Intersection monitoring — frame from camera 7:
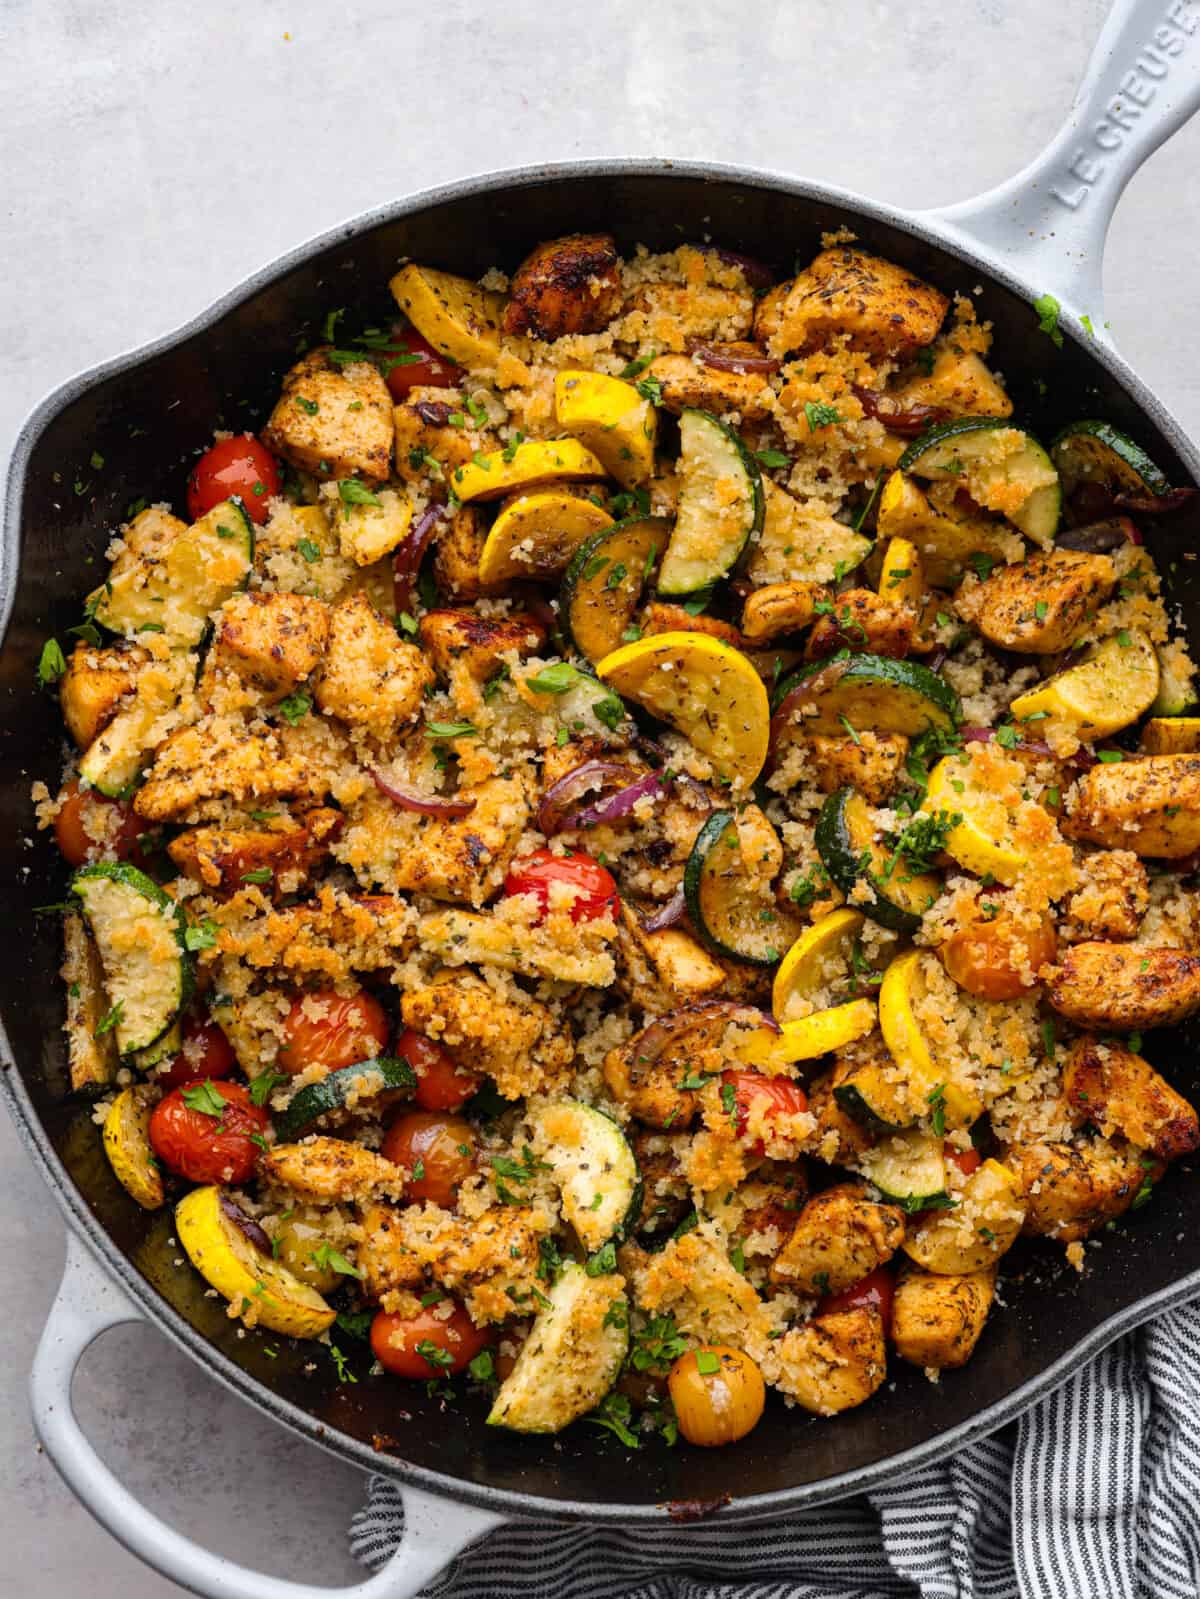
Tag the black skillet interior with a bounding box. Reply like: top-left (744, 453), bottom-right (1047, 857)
top-left (3, 168), bottom-right (1200, 1514)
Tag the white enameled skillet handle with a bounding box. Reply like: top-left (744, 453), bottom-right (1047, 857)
top-left (31, 1235), bottom-right (503, 1599)
top-left (922, 0), bottom-right (1200, 331)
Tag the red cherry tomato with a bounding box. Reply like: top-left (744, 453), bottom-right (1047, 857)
top-left (396, 1029), bottom-right (482, 1113)
top-left (503, 848), bottom-right (618, 924)
top-left (378, 325), bottom-right (462, 401)
top-left (148, 1081), bottom-right (268, 1186)
top-left (819, 1265), bottom-right (895, 1336)
top-left (722, 1069), bottom-right (809, 1156)
top-left (54, 780), bottom-right (152, 867)
top-left (948, 1147), bottom-right (983, 1177)
top-left (157, 1016), bottom-right (237, 1091)
top-left (186, 435), bottom-right (281, 526)
top-left (370, 1302), bottom-right (490, 1378)
top-left (380, 1111), bottom-right (477, 1207)
top-left (277, 989), bottom-right (389, 1076)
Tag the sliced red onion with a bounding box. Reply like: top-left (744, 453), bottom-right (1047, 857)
top-left (705, 248), bottom-right (776, 290)
top-left (1055, 516), bottom-right (1140, 552)
top-left (640, 887), bottom-right (687, 932)
top-left (393, 505), bottom-right (446, 615)
top-left (414, 400), bottom-right (454, 426)
top-left (690, 341), bottom-right (781, 376)
top-left (220, 1195), bottom-right (272, 1256)
top-left (569, 769), bottom-right (667, 830)
top-left (371, 768), bottom-right (475, 818)
top-left (852, 385), bottom-right (946, 437)
top-left (767, 664), bottom-right (843, 760)
top-left (536, 759), bottom-right (642, 835)
top-left (634, 999), bottom-right (775, 1069)
top-left (960, 726), bottom-right (1096, 769)
top-left (1113, 487), bottom-right (1198, 516)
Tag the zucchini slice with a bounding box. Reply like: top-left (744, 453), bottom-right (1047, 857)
top-left (833, 1058), bottom-right (917, 1132)
top-left (857, 1129), bottom-right (949, 1213)
top-left (900, 418), bottom-right (1061, 545)
top-left (487, 1261), bottom-right (628, 1434)
top-left (527, 1099), bottom-right (641, 1252)
top-left (176, 1184), bottom-right (336, 1339)
top-left (657, 410), bottom-right (764, 595)
top-left (1150, 648), bottom-right (1197, 717)
top-left (815, 786), bottom-right (940, 935)
top-left (272, 1057), bottom-right (417, 1142)
top-left (78, 652), bottom-right (190, 797)
top-left (561, 515), bottom-right (669, 664)
top-left (61, 913), bottom-right (119, 1093)
top-left (683, 810), bottom-right (785, 967)
top-left (90, 498), bottom-right (254, 647)
top-left (1050, 420), bottom-right (1170, 526)
top-left (131, 1018), bottom-right (182, 1074)
top-left (901, 1158), bottom-right (1025, 1273)
top-left (102, 1085), bottom-right (165, 1210)
top-left (773, 653), bottom-right (959, 741)
top-left (71, 863), bottom-right (190, 1054)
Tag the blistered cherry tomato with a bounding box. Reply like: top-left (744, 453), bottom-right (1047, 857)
top-left (668, 1346), bottom-right (765, 1447)
top-left (948, 1147), bottom-right (983, 1177)
top-left (503, 847), bottom-right (618, 924)
top-left (54, 780), bottom-right (151, 867)
top-left (722, 1069), bottom-right (808, 1155)
top-left (381, 1111), bottom-right (477, 1207)
top-left (277, 989), bottom-right (389, 1075)
top-left (370, 1301), bottom-right (490, 1378)
top-left (148, 1080), bottom-right (268, 1185)
top-left (940, 908), bottom-right (1057, 1002)
top-left (186, 435), bottom-right (281, 526)
top-left (819, 1264), bottom-right (895, 1336)
top-left (378, 325), bottom-right (462, 401)
top-left (157, 1016), bottom-right (237, 1091)
top-left (396, 1029), bottom-right (482, 1113)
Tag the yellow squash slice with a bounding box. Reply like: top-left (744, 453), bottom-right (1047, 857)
top-left (176, 1184), bottom-right (336, 1339)
top-left (595, 630), bottom-right (770, 788)
top-left (554, 370), bottom-right (657, 487)
top-left (479, 490), bottom-right (613, 583)
top-left (876, 535), bottom-right (923, 610)
top-left (452, 439), bottom-right (607, 504)
top-left (924, 750), bottom-right (1030, 886)
top-left (770, 908), bottom-right (878, 1059)
top-left (388, 263), bottom-right (503, 367)
top-left (102, 1086), bottom-right (164, 1210)
top-left (1141, 716), bottom-right (1200, 755)
top-left (877, 950), bottom-right (983, 1130)
top-left (1009, 627), bottom-right (1159, 741)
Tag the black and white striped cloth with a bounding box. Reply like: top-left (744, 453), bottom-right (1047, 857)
top-left (351, 1299), bottom-right (1200, 1598)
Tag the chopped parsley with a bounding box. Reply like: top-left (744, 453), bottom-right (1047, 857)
top-left (37, 638), bottom-right (66, 686)
top-left (276, 690), bottom-right (312, 725)
top-left (1033, 292), bottom-right (1064, 348)
top-left (296, 538), bottom-right (322, 562)
top-left (240, 867), bottom-right (274, 885)
top-left (695, 1349), bottom-right (720, 1376)
top-left (754, 448), bottom-right (791, 470)
top-left (181, 1079), bottom-right (227, 1117)
top-left (249, 1070), bottom-right (288, 1107)
top-left (586, 1391), bottom-right (639, 1448)
top-left (635, 375), bottom-right (664, 407)
top-left (338, 477), bottom-right (381, 508)
top-left (425, 720), bottom-right (477, 739)
top-left (94, 1001), bottom-right (125, 1039)
top-left (926, 1082), bottom-right (947, 1138)
top-left (184, 920), bottom-right (218, 953)
top-left (308, 1244), bottom-right (363, 1279)
top-left (803, 401), bottom-right (842, 432)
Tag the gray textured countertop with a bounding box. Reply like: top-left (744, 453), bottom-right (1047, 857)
top-left (3, 0), bottom-right (1199, 1592)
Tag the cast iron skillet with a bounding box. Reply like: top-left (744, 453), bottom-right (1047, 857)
top-left (5, 3), bottom-right (1200, 1593)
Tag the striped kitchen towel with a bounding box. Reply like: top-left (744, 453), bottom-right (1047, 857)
top-left (350, 1297), bottom-right (1200, 1598)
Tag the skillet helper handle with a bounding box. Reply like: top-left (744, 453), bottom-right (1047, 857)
top-left (922, 0), bottom-right (1200, 329)
top-left (31, 1235), bottom-right (503, 1599)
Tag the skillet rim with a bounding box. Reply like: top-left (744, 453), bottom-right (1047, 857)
top-left (4, 155), bottom-right (1200, 1523)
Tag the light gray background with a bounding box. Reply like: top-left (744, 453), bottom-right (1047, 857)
top-left (3, 0), bottom-right (1199, 1592)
